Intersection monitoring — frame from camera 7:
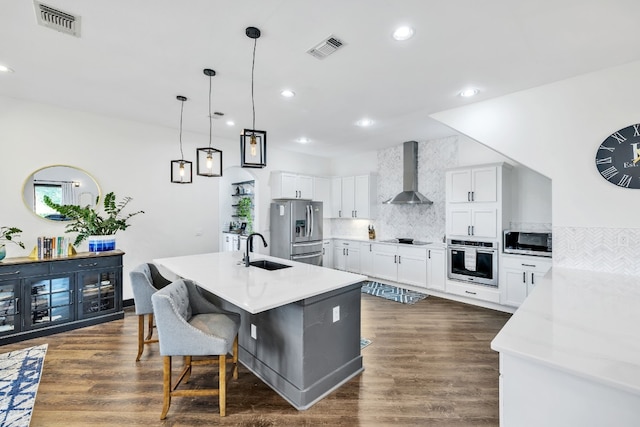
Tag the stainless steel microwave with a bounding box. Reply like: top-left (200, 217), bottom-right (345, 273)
top-left (503, 231), bottom-right (552, 257)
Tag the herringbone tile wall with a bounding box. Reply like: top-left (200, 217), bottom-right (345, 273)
top-left (553, 226), bottom-right (640, 276)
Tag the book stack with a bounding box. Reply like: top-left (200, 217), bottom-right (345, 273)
top-left (36, 236), bottom-right (72, 259)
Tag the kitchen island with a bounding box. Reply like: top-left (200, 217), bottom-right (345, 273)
top-left (491, 267), bottom-right (640, 426)
top-left (154, 251), bottom-right (367, 410)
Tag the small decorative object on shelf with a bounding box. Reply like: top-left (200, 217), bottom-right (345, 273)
top-left (28, 236), bottom-right (77, 259)
top-left (43, 191), bottom-right (144, 251)
top-left (0, 226), bottom-right (25, 261)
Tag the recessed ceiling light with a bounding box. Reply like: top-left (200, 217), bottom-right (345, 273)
top-left (356, 118), bottom-right (374, 127)
top-left (280, 89), bottom-right (295, 98)
top-left (392, 26), bottom-right (414, 41)
top-left (459, 88), bottom-right (479, 97)
top-left (226, 120), bottom-right (235, 126)
top-left (296, 137), bottom-right (310, 144)
top-left (0, 64), bottom-right (14, 73)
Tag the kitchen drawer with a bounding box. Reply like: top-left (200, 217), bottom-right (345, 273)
top-left (397, 245), bottom-right (427, 259)
top-left (371, 243), bottom-right (397, 254)
top-left (501, 254), bottom-right (552, 271)
top-left (0, 263), bottom-right (50, 280)
top-left (446, 280), bottom-right (500, 303)
top-left (50, 256), bottom-right (122, 273)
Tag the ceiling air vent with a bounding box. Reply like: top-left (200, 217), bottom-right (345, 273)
top-left (33, 1), bottom-right (81, 37)
top-left (307, 35), bottom-right (345, 59)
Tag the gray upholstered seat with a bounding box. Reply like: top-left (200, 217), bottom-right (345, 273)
top-left (129, 263), bottom-right (171, 361)
top-left (151, 279), bottom-right (240, 418)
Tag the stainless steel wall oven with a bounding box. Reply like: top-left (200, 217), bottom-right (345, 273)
top-left (447, 239), bottom-right (498, 287)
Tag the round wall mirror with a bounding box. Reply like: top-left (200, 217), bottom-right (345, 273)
top-left (23, 165), bottom-right (101, 221)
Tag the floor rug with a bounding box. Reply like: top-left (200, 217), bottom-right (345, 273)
top-left (361, 281), bottom-right (428, 304)
top-left (360, 338), bottom-right (372, 350)
top-left (0, 344), bottom-right (48, 427)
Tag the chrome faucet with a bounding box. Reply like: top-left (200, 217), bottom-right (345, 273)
top-left (245, 233), bottom-right (268, 267)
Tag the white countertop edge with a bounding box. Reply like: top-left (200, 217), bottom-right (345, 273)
top-left (328, 236), bottom-right (446, 248)
top-left (154, 252), bottom-right (367, 315)
top-left (491, 266), bottom-right (640, 396)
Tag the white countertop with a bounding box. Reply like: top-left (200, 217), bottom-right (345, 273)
top-left (329, 236), bottom-right (446, 249)
top-left (491, 266), bottom-right (640, 395)
top-left (154, 251), bottom-right (367, 314)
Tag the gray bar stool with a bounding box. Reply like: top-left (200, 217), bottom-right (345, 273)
top-left (151, 279), bottom-right (240, 418)
top-left (129, 263), bottom-right (171, 361)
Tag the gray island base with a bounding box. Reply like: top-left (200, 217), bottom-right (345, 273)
top-left (216, 283), bottom-right (363, 409)
top-left (154, 252), bottom-right (366, 410)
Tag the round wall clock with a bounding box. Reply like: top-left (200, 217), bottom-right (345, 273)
top-left (595, 123), bottom-right (640, 188)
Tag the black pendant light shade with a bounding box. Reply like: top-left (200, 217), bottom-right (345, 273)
top-left (171, 95), bottom-right (193, 184)
top-left (197, 68), bottom-right (223, 177)
top-left (241, 26), bottom-right (267, 168)
top-left (240, 129), bottom-right (266, 168)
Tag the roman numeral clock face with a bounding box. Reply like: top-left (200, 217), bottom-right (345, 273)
top-left (595, 124), bottom-right (640, 189)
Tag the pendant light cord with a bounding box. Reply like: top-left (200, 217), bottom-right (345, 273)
top-left (251, 37), bottom-right (257, 130)
top-left (208, 74), bottom-right (213, 148)
top-left (179, 99), bottom-right (185, 160)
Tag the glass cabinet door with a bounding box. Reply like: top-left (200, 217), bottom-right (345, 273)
top-left (78, 269), bottom-right (117, 318)
top-left (26, 276), bottom-right (74, 329)
top-left (0, 280), bottom-right (20, 335)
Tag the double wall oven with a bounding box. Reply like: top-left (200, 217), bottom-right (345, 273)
top-left (447, 239), bottom-right (498, 287)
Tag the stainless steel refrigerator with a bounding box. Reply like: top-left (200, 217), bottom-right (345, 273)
top-left (270, 200), bottom-right (323, 266)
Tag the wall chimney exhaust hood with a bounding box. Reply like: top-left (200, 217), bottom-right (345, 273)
top-left (384, 141), bottom-right (433, 205)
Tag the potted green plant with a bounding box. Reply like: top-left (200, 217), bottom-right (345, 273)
top-left (43, 192), bottom-right (144, 251)
top-left (236, 197), bottom-right (253, 233)
top-left (0, 226), bottom-right (25, 261)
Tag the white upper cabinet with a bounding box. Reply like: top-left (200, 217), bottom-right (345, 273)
top-left (313, 177), bottom-right (332, 218)
top-left (445, 164), bottom-right (511, 240)
top-left (333, 174), bottom-right (376, 219)
top-left (447, 166), bottom-right (497, 203)
top-left (271, 172), bottom-right (313, 200)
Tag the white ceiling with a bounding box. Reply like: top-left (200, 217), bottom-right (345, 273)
top-left (2, 0), bottom-right (640, 158)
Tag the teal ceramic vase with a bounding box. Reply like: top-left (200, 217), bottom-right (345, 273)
top-left (0, 245), bottom-right (6, 261)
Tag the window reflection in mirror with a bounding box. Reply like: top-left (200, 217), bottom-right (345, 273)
top-left (23, 165), bottom-right (101, 221)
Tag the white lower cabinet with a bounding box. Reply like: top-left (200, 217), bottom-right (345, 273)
top-left (322, 240), bottom-right (333, 269)
top-left (426, 247), bottom-right (446, 291)
top-left (333, 240), bottom-right (360, 273)
top-left (500, 254), bottom-right (552, 307)
top-left (360, 242), bottom-right (374, 276)
top-left (371, 243), bottom-right (427, 287)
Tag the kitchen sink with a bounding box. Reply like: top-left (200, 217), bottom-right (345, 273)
top-left (249, 260), bottom-right (292, 271)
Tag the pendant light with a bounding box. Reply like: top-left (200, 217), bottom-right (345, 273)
top-left (170, 95), bottom-right (193, 184)
top-left (240, 26), bottom-right (267, 168)
top-left (196, 68), bottom-right (223, 177)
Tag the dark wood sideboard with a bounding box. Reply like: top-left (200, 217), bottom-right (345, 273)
top-left (0, 250), bottom-right (124, 344)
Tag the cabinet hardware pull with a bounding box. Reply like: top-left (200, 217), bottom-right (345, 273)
top-left (339, 210), bottom-right (342, 217)
top-left (468, 191), bottom-right (471, 202)
top-left (467, 226), bottom-right (471, 235)
top-left (78, 262), bottom-right (98, 268)
top-left (471, 191), bottom-right (475, 201)
top-left (531, 273), bottom-right (535, 285)
top-left (394, 255), bottom-right (397, 263)
top-left (523, 272), bottom-right (526, 283)
top-left (428, 250), bottom-right (431, 259)
top-left (0, 270), bottom-right (20, 276)
top-left (15, 297), bottom-right (19, 315)
top-left (471, 226), bottom-right (474, 236)
top-left (343, 248), bottom-right (345, 256)
top-left (521, 263), bottom-right (536, 267)
top-left (346, 249), bottom-right (349, 256)
top-left (322, 248), bottom-right (325, 255)
top-left (465, 290), bottom-right (477, 295)
top-left (398, 256), bottom-right (401, 264)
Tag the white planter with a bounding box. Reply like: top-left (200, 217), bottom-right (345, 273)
top-left (88, 235), bottom-right (116, 252)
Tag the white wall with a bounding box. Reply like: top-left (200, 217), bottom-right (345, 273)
top-left (0, 96), bottom-right (332, 298)
top-left (432, 60), bottom-right (640, 275)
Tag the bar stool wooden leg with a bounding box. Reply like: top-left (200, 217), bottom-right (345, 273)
top-left (232, 336), bottom-right (239, 380)
top-left (136, 315), bottom-right (145, 362)
top-left (219, 353), bottom-right (227, 416)
top-left (146, 313), bottom-right (154, 340)
top-left (160, 356), bottom-right (172, 420)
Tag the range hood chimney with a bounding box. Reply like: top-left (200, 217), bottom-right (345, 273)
top-left (384, 141), bottom-right (433, 205)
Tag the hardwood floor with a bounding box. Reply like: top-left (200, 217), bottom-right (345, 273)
top-left (1, 294), bottom-right (511, 426)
